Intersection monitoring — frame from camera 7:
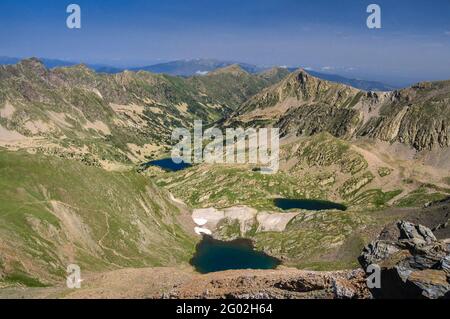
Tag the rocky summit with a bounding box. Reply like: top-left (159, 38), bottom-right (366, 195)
top-left (360, 221), bottom-right (450, 299)
top-left (230, 69), bottom-right (450, 152)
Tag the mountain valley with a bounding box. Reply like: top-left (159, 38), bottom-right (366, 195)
top-left (0, 59), bottom-right (449, 298)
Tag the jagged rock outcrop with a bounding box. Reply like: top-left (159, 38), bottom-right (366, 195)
top-left (0, 267), bottom-right (370, 299)
top-left (359, 220), bottom-right (450, 299)
top-left (163, 268), bottom-right (370, 299)
top-left (357, 81), bottom-right (450, 151)
top-left (230, 69), bottom-right (450, 152)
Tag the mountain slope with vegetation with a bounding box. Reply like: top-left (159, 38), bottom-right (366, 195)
top-left (154, 132), bottom-right (450, 269)
top-left (229, 69), bottom-right (450, 154)
top-left (0, 59), bottom-right (285, 168)
top-left (185, 65), bottom-right (290, 111)
top-left (0, 150), bottom-right (195, 286)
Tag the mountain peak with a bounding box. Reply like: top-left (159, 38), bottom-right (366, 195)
top-left (259, 66), bottom-right (289, 76)
top-left (278, 67), bottom-right (322, 87)
top-left (257, 67), bottom-right (291, 84)
top-left (291, 67), bottom-right (310, 77)
top-left (209, 64), bottom-right (249, 76)
top-left (10, 58), bottom-right (48, 77)
top-left (18, 57), bottom-right (46, 71)
top-left (287, 67), bottom-right (355, 90)
top-left (60, 63), bottom-right (93, 72)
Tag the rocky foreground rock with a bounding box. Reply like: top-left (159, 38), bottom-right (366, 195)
top-left (0, 267), bottom-right (371, 299)
top-left (359, 220), bottom-right (450, 299)
top-left (163, 268), bottom-right (370, 299)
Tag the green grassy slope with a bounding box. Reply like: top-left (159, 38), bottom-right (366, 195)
top-left (157, 133), bottom-right (407, 210)
top-left (0, 150), bottom-right (195, 287)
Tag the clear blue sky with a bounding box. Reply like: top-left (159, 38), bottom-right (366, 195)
top-left (0, 0), bottom-right (449, 85)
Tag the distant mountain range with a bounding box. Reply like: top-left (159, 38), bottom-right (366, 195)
top-left (130, 59), bottom-right (397, 91)
top-left (0, 56), bottom-right (123, 74)
top-left (130, 59), bottom-right (262, 76)
top-left (0, 57), bottom-right (397, 91)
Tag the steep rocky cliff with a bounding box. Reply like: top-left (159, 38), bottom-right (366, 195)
top-left (360, 220), bottom-right (450, 299)
top-left (230, 69), bottom-right (450, 152)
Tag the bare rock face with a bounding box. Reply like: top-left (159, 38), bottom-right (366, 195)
top-left (398, 220), bottom-right (437, 244)
top-left (233, 69), bottom-right (450, 152)
top-left (164, 268), bottom-right (371, 299)
top-left (441, 255), bottom-right (450, 274)
top-left (359, 221), bottom-right (450, 299)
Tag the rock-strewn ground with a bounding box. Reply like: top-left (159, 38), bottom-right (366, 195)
top-left (360, 220), bottom-right (450, 299)
top-left (0, 267), bottom-right (370, 299)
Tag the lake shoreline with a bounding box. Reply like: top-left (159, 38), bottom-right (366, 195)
top-left (190, 235), bottom-right (281, 274)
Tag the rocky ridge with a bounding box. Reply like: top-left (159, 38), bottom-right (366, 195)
top-left (230, 69), bottom-right (450, 152)
top-left (359, 220), bottom-right (450, 299)
top-left (0, 58), bottom-right (284, 168)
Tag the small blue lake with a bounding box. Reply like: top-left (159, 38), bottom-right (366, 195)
top-left (274, 198), bottom-right (347, 211)
top-left (190, 236), bottom-right (280, 274)
top-left (143, 158), bottom-right (191, 172)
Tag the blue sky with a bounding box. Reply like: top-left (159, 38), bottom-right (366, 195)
top-left (0, 0), bottom-right (449, 85)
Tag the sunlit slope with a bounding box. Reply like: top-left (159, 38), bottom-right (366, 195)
top-left (0, 59), bottom-right (289, 167)
top-left (229, 69), bottom-right (450, 153)
top-left (0, 150), bottom-right (195, 287)
top-left (158, 133), bottom-right (450, 211)
top-left (152, 133), bottom-right (450, 270)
